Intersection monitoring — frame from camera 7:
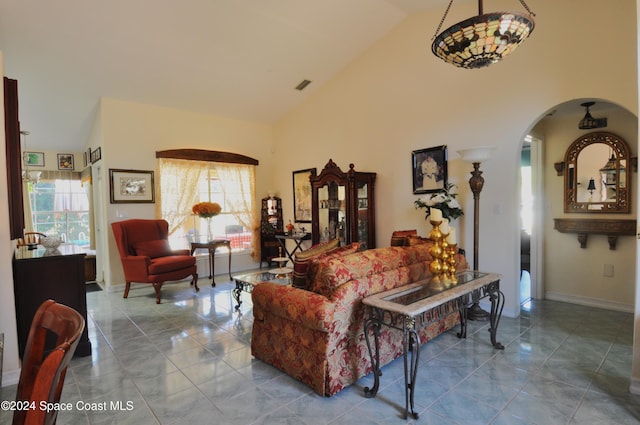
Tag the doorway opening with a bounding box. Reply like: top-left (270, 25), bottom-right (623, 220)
top-left (520, 133), bottom-right (543, 309)
top-left (520, 139), bottom-right (532, 308)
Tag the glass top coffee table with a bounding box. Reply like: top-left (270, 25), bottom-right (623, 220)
top-left (232, 270), bottom-right (292, 310)
top-left (362, 271), bottom-right (504, 419)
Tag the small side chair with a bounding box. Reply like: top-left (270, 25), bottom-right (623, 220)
top-left (13, 300), bottom-right (85, 425)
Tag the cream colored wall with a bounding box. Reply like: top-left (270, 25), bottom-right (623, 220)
top-left (540, 109), bottom-right (638, 311)
top-left (95, 98), bottom-right (274, 289)
top-left (22, 149), bottom-right (85, 173)
top-left (272, 0), bottom-right (639, 318)
top-left (0, 51), bottom-right (22, 386)
top-left (633, 0), bottom-right (640, 397)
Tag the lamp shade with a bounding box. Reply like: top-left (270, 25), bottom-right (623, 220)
top-left (432, 11), bottom-right (535, 69)
top-left (457, 146), bottom-right (497, 163)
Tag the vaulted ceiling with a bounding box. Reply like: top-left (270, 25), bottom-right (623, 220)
top-left (0, 0), bottom-right (461, 151)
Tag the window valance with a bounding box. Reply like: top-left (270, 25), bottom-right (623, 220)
top-left (155, 149), bottom-right (258, 165)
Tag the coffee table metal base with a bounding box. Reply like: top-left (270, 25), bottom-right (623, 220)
top-left (363, 273), bottom-right (504, 419)
top-left (232, 271), bottom-right (291, 310)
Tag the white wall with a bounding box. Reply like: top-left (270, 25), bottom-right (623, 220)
top-left (271, 0), bottom-right (639, 318)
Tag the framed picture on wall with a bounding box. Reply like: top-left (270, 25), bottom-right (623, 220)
top-left (91, 147), bottom-right (102, 164)
top-left (109, 169), bottom-right (155, 204)
top-left (412, 145), bottom-right (448, 194)
top-left (292, 168), bottom-right (315, 222)
top-left (57, 154), bottom-right (74, 170)
top-left (25, 152), bottom-right (45, 167)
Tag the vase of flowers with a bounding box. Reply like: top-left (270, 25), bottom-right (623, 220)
top-left (414, 183), bottom-right (463, 221)
top-left (192, 202), bottom-right (222, 241)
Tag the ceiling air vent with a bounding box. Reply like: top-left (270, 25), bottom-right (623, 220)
top-left (295, 80), bottom-right (311, 91)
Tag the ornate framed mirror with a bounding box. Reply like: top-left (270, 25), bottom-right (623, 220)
top-left (564, 132), bottom-right (631, 213)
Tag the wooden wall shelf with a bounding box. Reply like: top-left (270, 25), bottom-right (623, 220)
top-left (553, 218), bottom-right (637, 250)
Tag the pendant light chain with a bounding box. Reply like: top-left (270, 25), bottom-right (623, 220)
top-left (432, 0), bottom-right (455, 41)
top-left (518, 0), bottom-right (536, 16)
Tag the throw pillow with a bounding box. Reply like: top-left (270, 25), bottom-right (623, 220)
top-left (304, 242), bottom-right (362, 291)
top-left (292, 239), bottom-right (340, 288)
top-left (406, 235), bottom-right (432, 246)
top-left (134, 239), bottom-right (174, 258)
top-left (390, 229), bottom-right (417, 246)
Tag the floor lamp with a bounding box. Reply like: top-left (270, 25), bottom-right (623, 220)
top-left (458, 146), bottom-right (496, 321)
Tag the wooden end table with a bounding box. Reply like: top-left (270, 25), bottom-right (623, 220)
top-left (190, 239), bottom-right (232, 286)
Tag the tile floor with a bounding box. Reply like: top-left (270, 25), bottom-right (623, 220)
top-left (1, 276), bottom-right (639, 425)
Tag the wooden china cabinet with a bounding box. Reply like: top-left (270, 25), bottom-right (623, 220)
top-left (260, 196), bottom-right (283, 267)
top-left (311, 159), bottom-right (376, 249)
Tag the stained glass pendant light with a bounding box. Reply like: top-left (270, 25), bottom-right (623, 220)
top-left (431, 0), bottom-right (536, 69)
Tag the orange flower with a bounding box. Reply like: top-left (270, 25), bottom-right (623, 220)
top-left (192, 202), bottom-right (222, 218)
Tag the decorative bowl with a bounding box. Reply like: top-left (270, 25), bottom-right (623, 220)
top-left (41, 236), bottom-right (62, 250)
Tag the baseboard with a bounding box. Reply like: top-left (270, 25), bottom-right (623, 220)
top-left (545, 291), bottom-right (634, 313)
top-left (1, 368), bottom-right (20, 387)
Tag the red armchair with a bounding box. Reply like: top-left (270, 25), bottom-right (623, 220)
top-left (111, 219), bottom-right (198, 304)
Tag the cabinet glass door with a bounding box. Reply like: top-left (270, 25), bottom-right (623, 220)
top-left (318, 182), bottom-right (347, 244)
top-left (266, 198), bottom-right (280, 230)
top-left (356, 182), bottom-right (370, 249)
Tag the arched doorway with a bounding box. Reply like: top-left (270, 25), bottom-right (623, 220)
top-left (519, 99), bottom-right (637, 312)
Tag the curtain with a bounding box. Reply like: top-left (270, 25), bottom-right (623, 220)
top-left (22, 181), bottom-right (34, 233)
top-left (81, 169), bottom-right (95, 250)
top-left (216, 162), bottom-right (260, 261)
top-left (157, 158), bottom-right (209, 236)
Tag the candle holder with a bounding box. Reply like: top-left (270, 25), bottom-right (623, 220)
top-left (428, 220), bottom-right (453, 289)
top-left (428, 220), bottom-right (443, 289)
top-left (447, 244), bottom-right (458, 285)
top-left (427, 219), bottom-right (460, 289)
top-left (440, 229), bottom-right (452, 288)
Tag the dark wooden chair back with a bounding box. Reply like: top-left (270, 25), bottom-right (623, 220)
top-left (16, 232), bottom-right (47, 247)
top-left (13, 300), bottom-right (85, 425)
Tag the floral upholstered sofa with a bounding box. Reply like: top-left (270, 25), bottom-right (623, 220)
top-left (251, 241), bottom-right (469, 396)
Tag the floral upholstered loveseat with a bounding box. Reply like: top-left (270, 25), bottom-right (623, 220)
top-left (251, 242), bottom-right (469, 396)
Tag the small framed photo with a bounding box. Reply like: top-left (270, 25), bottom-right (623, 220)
top-left (91, 147), bottom-right (102, 164)
top-left (412, 145), bottom-right (448, 194)
top-left (57, 154), bottom-right (74, 170)
top-left (24, 152), bottom-right (45, 167)
top-left (292, 168), bottom-right (315, 222)
top-left (109, 169), bottom-right (155, 204)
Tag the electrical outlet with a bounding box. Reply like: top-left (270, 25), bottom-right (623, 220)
top-left (604, 264), bottom-right (614, 277)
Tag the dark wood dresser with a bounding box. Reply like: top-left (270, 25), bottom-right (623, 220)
top-left (12, 244), bottom-right (92, 358)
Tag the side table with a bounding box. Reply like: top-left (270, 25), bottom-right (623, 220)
top-left (190, 239), bottom-right (232, 286)
top-left (275, 233), bottom-right (311, 262)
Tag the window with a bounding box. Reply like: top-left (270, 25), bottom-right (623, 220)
top-left (157, 156), bottom-right (259, 257)
top-left (28, 172), bottom-right (91, 247)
